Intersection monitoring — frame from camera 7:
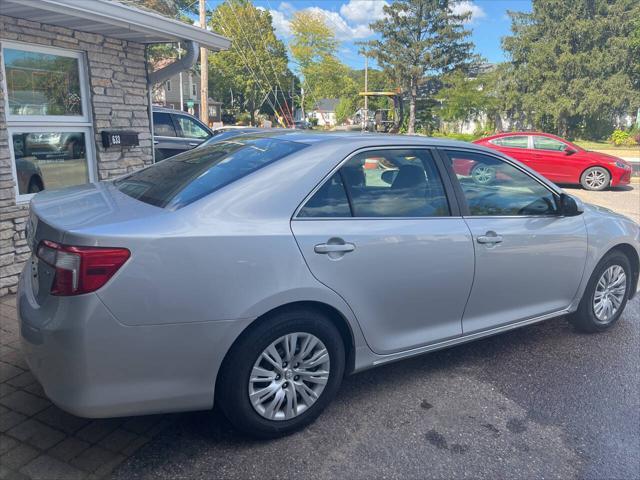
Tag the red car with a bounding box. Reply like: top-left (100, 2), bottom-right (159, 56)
top-left (473, 132), bottom-right (633, 190)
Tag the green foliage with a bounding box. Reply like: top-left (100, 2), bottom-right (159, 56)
top-left (501, 0), bottom-right (640, 139)
top-left (335, 97), bottom-right (357, 124)
top-left (290, 11), bottom-right (339, 71)
top-left (209, 0), bottom-right (293, 125)
top-left (431, 132), bottom-right (479, 142)
top-left (367, 0), bottom-right (479, 133)
top-left (132, 0), bottom-right (198, 63)
top-left (608, 129), bottom-right (637, 146)
top-left (436, 70), bottom-right (497, 132)
top-left (289, 11), bottom-right (357, 111)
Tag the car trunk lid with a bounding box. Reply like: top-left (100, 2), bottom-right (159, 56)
top-left (26, 181), bottom-right (167, 304)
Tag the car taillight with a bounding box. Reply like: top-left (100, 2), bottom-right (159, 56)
top-left (36, 240), bottom-right (130, 296)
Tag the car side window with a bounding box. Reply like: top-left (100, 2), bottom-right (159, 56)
top-left (298, 173), bottom-right (351, 218)
top-left (175, 115), bottom-right (210, 139)
top-left (490, 136), bottom-right (529, 148)
top-left (299, 149), bottom-right (450, 218)
top-left (533, 136), bottom-right (567, 152)
top-left (153, 112), bottom-right (177, 137)
top-left (444, 150), bottom-right (559, 216)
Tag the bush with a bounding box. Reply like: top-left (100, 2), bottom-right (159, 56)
top-left (432, 132), bottom-right (478, 142)
top-left (608, 129), bottom-right (636, 146)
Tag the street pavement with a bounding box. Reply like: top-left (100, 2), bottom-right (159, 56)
top-left (0, 184), bottom-right (637, 480)
top-left (113, 184), bottom-right (640, 480)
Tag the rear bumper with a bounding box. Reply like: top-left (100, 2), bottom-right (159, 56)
top-left (17, 267), bottom-right (251, 418)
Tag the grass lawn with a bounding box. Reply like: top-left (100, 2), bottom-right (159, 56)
top-left (573, 140), bottom-right (639, 156)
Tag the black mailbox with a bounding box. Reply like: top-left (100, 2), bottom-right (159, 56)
top-left (101, 131), bottom-right (139, 148)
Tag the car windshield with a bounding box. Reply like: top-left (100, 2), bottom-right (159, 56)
top-left (114, 136), bottom-right (307, 209)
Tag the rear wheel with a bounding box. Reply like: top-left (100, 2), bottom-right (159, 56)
top-left (217, 308), bottom-right (345, 438)
top-left (568, 251), bottom-right (631, 332)
top-left (580, 167), bottom-right (610, 191)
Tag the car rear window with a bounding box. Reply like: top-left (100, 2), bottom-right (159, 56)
top-left (114, 136), bottom-right (307, 209)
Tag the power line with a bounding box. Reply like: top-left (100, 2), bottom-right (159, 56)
top-left (215, 0), bottom-right (292, 126)
top-left (244, 3), bottom-right (295, 125)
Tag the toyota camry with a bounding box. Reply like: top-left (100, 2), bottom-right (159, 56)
top-left (18, 133), bottom-right (640, 438)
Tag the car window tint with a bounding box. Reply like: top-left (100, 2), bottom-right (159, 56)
top-left (175, 115), bottom-right (210, 139)
top-left (533, 136), bottom-right (566, 151)
top-left (115, 137), bottom-right (307, 209)
top-left (491, 136), bottom-right (528, 148)
top-left (298, 173), bottom-right (351, 217)
top-left (444, 150), bottom-right (558, 216)
top-left (341, 149), bottom-right (450, 217)
top-left (153, 112), bottom-right (176, 137)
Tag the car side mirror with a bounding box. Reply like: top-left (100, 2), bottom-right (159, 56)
top-left (564, 147), bottom-right (577, 155)
top-left (559, 193), bottom-right (583, 216)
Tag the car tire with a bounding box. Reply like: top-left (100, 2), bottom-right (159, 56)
top-left (568, 250), bottom-right (631, 333)
top-left (217, 308), bottom-right (345, 438)
top-left (580, 167), bottom-right (610, 191)
top-left (27, 177), bottom-right (43, 194)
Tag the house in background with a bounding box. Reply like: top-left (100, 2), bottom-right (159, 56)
top-left (152, 59), bottom-right (201, 117)
top-left (309, 98), bottom-right (339, 127)
top-left (0, 0), bottom-right (229, 295)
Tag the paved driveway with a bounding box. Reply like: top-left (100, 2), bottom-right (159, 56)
top-left (1, 184), bottom-right (638, 479)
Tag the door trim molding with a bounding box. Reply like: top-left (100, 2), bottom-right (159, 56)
top-left (369, 307), bottom-right (571, 368)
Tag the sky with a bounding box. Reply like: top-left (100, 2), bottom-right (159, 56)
top-left (205, 0), bottom-right (533, 71)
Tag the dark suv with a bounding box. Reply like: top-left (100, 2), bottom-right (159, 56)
top-left (152, 107), bottom-right (213, 161)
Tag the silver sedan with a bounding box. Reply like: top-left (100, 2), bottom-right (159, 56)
top-left (18, 133), bottom-right (640, 438)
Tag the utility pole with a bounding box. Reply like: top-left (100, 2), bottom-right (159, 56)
top-left (199, 0), bottom-right (208, 125)
top-left (363, 53), bottom-right (368, 131)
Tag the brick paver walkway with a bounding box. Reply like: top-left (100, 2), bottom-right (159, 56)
top-left (0, 295), bottom-right (174, 479)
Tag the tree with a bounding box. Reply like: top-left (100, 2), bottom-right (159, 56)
top-left (436, 70), bottom-right (497, 133)
top-left (502, 0), bottom-right (640, 139)
top-left (290, 11), bottom-right (357, 111)
top-left (335, 97), bottom-right (357, 124)
top-left (132, 0), bottom-right (197, 17)
top-left (209, 0), bottom-right (293, 125)
top-left (368, 0), bottom-right (478, 134)
top-left (290, 11), bottom-right (339, 71)
top-left (134, 0), bottom-right (200, 64)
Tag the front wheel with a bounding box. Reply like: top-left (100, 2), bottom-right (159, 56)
top-left (580, 167), bottom-right (610, 191)
top-left (568, 251), bottom-right (631, 333)
top-left (217, 308), bottom-right (345, 438)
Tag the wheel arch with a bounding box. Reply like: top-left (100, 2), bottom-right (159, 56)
top-left (607, 243), bottom-right (640, 299)
top-left (219, 300), bottom-right (357, 382)
top-left (29, 174), bottom-right (44, 191)
top-left (580, 164), bottom-right (612, 187)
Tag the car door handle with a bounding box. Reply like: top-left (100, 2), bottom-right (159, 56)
top-left (314, 243), bottom-right (355, 254)
top-left (188, 142), bottom-right (199, 146)
top-left (153, 140), bottom-right (159, 145)
top-left (477, 232), bottom-right (503, 244)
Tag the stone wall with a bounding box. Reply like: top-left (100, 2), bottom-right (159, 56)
top-left (0, 15), bottom-right (154, 296)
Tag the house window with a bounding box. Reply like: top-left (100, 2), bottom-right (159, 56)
top-left (1, 42), bottom-right (94, 202)
top-left (166, 80), bottom-right (172, 92)
top-left (192, 83), bottom-right (197, 96)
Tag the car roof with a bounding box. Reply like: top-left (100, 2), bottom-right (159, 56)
top-left (479, 131), bottom-right (565, 140)
top-left (227, 131), bottom-right (478, 149)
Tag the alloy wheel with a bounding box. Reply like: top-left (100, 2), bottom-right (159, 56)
top-left (584, 169), bottom-right (608, 190)
top-left (593, 265), bottom-right (626, 323)
top-left (248, 332), bottom-right (330, 421)
top-left (472, 164), bottom-right (496, 185)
